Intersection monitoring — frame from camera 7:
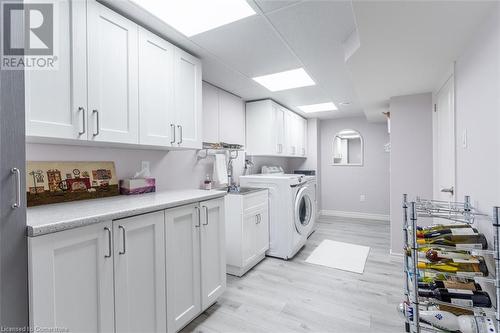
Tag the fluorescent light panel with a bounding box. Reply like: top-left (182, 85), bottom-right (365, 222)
top-left (131, 0), bottom-right (256, 37)
top-left (298, 102), bottom-right (338, 113)
top-left (252, 68), bottom-right (315, 92)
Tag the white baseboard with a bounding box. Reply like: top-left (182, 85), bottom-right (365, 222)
top-left (320, 209), bottom-right (390, 221)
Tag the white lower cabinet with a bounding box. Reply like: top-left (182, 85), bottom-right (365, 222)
top-left (113, 211), bottom-right (167, 333)
top-left (29, 198), bottom-right (226, 333)
top-left (29, 222), bottom-right (115, 332)
top-left (225, 190), bottom-right (269, 276)
top-left (166, 198), bottom-right (226, 332)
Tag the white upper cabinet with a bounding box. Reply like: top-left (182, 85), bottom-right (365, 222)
top-left (202, 82), bottom-right (220, 144)
top-left (87, 1), bottom-right (139, 144)
top-left (174, 48), bottom-right (202, 149)
top-left (202, 83), bottom-right (245, 145)
top-left (113, 212), bottom-right (167, 333)
top-left (138, 28), bottom-right (175, 146)
top-left (25, 0), bottom-right (87, 140)
top-left (26, 0), bottom-right (202, 150)
top-left (218, 89), bottom-right (245, 145)
top-left (202, 82), bottom-right (245, 145)
top-left (246, 100), bottom-right (306, 157)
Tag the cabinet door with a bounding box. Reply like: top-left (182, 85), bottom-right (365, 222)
top-left (284, 110), bottom-right (297, 156)
top-left (174, 47), bottom-right (202, 149)
top-left (254, 206), bottom-right (270, 255)
top-left (241, 210), bottom-right (257, 266)
top-left (113, 212), bottom-right (166, 333)
top-left (165, 204), bottom-right (201, 332)
top-left (25, 0), bottom-right (87, 140)
top-left (87, 1), bottom-right (139, 144)
top-left (200, 198), bottom-right (226, 309)
top-left (219, 90), bottom-right (245, 145)
top-left (202, 82), bottom-right (220, 144)
top-left (138, 28), bottom-right (175, 146)
top-left (273, 104), bottom-right (285, 155)
top-left (300, 118), bottom-right (307, 156)
top-left (29, 222), bottom-right (114, 332)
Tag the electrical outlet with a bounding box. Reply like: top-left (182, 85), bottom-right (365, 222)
top-left (360, 195), bottom-right (366, 202)
top-left (141, 161), bottom-right (150, 173)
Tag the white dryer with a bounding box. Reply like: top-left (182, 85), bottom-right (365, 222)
top-left (240, 171), bottom-right (316, 260)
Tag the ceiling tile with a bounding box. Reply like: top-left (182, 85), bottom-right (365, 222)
top-left (253, 0), bottom-right (301, 13)
top-left (191, 15), bottom-right (300, 78)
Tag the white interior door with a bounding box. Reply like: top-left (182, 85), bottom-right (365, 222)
top-left (435, 76), bottom-right (456, 201)
top-left (113, 212), bottom-right (166, 333)
top-left (87, 1), bottom-right (139, 144)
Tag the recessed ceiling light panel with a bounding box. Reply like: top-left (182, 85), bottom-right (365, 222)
top-left (131, 0), bottom-right (256, 37)
top-left (297, 102), bottom-right (338, 113)
top-left (252, 68), bottom-right (316, 92)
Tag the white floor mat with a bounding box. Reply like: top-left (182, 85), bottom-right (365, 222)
top-left (305, 240), bottom-right (370, 274)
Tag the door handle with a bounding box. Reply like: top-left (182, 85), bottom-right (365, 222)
top-left (170, 124), bottom-right (176, 144)
top-left (202, 206), bottom-right (209, 225)
top-left (78, 107), bottom-right (86, 136)
top-left (92, 109), bottom-right (100, 136)
top-left (118, 225), bottom-right (126, 255)
top-left (256, 214), bottom-right (261, 224)
top-left (11, 168), bottom-right (21, 209)
top-left (104, 227), bottom-right (112, 258)
top-left (441, 186), bottom-right (454, 195)
top-left (177, 125), bottom-right (183, 145)
top-left (194, 206), bottom-right (201, 228)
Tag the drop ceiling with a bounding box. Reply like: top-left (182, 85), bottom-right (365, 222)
top-left (102, 0), bottom-right (496, 122)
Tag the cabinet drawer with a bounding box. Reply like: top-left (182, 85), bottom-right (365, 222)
top-left (243, 190), bottom-right (268, 211)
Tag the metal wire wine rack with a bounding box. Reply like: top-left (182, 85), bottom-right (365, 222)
top-left (402, 194), bottom-right (500, 333)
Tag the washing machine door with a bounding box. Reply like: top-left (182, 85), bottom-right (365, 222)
top-left (294, 185), bottom-right (314, 235)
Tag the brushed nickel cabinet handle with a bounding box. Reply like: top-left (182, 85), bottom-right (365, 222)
top-left (104, 227), bottom-right (112, 258)
top-left (92, 109), bottom-right (100, 136)
top-left (118, 225), bottom-right (126, 255)
top-left (202, 206), bottom-right (209, 225)
top-left (195, 206), bottom-right (201, 228)
top-left (256, 214), bottom-right (261, 224)
top-left (170, 124), bottom-right (176, 144)
top-left (11, 168), bottom-right (21, 209)
top-left (78, 107), bottom-right (86, 136)
top-left (177, 125), bottom-right (183, 145)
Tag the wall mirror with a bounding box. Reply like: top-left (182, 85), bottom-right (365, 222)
top-left (332, 129), bottom-right (363, 166)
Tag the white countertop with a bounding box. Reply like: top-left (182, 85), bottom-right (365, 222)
top-left (27, 190), bottom-right (227, 237)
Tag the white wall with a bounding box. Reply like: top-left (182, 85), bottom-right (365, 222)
top-left (453, 8), bottom-right (500, 239)
top-left (389, 93), bottom-right (433, 254)
top-left (319, 116), bottom-right (390, 217)
top-left (26, 143), bottom-right (245, 190)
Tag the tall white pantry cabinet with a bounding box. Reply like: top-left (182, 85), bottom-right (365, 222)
top-left (29, 198), bottom-right (226, 333)
top-left (25, 0), bottom-right (202, 149)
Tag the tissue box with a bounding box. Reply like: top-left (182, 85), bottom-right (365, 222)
top-left (120, 178), bottom-right (156, 195)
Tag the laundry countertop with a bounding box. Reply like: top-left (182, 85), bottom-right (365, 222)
top-left (26, 189), bottom-right (227, 237)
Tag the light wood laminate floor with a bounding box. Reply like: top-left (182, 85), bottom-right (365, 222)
top-left (182, 216), bottom-right (404, 333)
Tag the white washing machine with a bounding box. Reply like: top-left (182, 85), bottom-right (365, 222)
top-left (240, 169), bottom-right (316, 260)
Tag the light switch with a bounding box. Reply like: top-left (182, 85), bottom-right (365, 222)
top-left (360, 194), bottom-right (366, 202)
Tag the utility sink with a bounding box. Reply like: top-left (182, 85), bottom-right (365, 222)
top-left (227, 187), bottom-right (266, 195)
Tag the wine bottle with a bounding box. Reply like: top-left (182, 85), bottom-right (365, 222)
top-left (420, 227), bottom-right (479, 239)
top-left (418, 288), bottom-right (492, 308)
top-left (417, 260), bottom-right (488, 277)
top-left (417, 233), bottom-right (488, 250)
top-left (418, 310), bottom-right (478, 333)
top-left (418, 280), bottom-right (481, 291)
top-left (425, 249), bottom-right (480, 262)
top-left (417, 224), bottom-right (472, 235)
